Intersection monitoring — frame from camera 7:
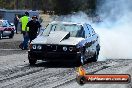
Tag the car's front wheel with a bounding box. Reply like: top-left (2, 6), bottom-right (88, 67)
top-left (76, 53), bottom-right (86, 66)
top-left (9, 31), bottom-right (14, 38)
top-left (28, 54), bottom-right (37, 65)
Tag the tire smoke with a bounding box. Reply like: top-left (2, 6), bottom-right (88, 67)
top-left (95, 0), bottom-right (132, 60)
top-left (53, 0), bottom-right (132, 60)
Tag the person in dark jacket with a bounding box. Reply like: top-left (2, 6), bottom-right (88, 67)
top-left (26, 15), bottom-right (41, 42)
top-left (14, 14), bottom-right (19, 34)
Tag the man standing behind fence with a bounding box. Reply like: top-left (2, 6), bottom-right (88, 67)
top-left (27, 15), bottom-right (41, 43)
top-left (19, 12), bottom-right (30, 50)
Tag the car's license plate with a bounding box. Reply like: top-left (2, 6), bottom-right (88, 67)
top-left (4, 31), bottom-right (11, 33)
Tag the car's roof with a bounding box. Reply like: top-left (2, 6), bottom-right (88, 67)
top-left (50, 21), bottom-right (88, 26)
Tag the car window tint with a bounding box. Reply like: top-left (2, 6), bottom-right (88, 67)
top-left (86, 24), bottom-right (95, 36)
top-left (43, 23), bottom-right (84, 38)
top-left (63, 24), bottom-right (80, 31)
top-left (2, 21), bottom-right (7, 26)
top-left (85, 24), bottom-right (91, 37)
top-left (51, 25), bottom-right (56, 31)
top-left (6, 21), bottom-right (11, 26)
top-left (89, 25), bottom-right (95, 35)
top-left (76, 26), bottom-right (85, 38)
top-left (62, 24), bottom-right (83, 37)
top-left (42, 24), bottom-right (52, 36)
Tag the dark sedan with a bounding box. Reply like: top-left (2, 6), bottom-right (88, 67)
top-left (28, 21), bottom-right (100, 65)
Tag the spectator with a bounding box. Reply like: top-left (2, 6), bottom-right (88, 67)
top-left (19, 12), bottom-right (30, 50)
top-left (14, 14), bottom-right (19, 34)
top-left (27, 15), bottom-right (41, 43)
top-left (38, 17), bottom-right (43, 24)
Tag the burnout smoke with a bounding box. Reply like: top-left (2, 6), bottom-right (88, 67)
top-left (95, 0), bottom-right (132, 60)
top-left (54, 0), bottom-right (132, 61)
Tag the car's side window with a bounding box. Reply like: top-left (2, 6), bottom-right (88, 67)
top-left (2, 21), bottom-right (7, 27)
top-left (90, 26), bottom-right (96, 36)
top-left (51, 25), bottom-right (56, 31)
top-left (85, 24), bottom-right (91, 38)
top-left (76, 27), bottom-right (85, 38)
top-left (86, 24), bottom-right (95, 36)
top-left (7, 21), bottom-right (11, 26)
top-left (80, 27), bottom-right (85, 38)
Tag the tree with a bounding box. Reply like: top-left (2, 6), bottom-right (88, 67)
top-left (52, 0), bottom-right (73, 15)
top-left (0, 0), bottom-right (98, 15)
top-left (52, 0), bottom-right (97, 15)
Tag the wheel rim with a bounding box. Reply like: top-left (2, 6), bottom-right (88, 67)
top-left (28, 54), bottom-right (37, 65)
top-left (80, 55), bottom-right (84, 65)
top-left (0, 33), bottom-right (2, 39)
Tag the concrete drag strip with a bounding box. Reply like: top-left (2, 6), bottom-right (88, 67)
top-left (0, 48), bottom-right (132, 88)
top-left (0, 52), bottom-right (110, 88)
top-left (56, 59), bottom-right (132, 88)
top-left (0, 49), bottom-right (22, 51)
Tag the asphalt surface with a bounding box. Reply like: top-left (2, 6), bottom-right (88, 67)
top-left (0, 34), bottom-right (132, 88)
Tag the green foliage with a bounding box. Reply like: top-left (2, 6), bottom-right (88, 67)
top-left (52, 0), bottom-right (74, 15)
top-left (0, 0), bottom-right (97, 15)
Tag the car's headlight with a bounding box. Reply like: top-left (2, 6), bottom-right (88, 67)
top-left (37, 45), bottom-right (42, 50)
top-left (69, 47), bottom-right (73, 51)
top-left (32, 45), bottom-right (37, 49)
top-left (63, 46), bottom-right (67, 51)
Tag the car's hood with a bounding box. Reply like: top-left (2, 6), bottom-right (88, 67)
top-left (32, 31), bottom-right (84, 45)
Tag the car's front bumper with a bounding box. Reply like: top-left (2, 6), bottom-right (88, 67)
top-left (28, 50), bottom-right (81, 62)
top-left (2, 30), bottom-right (14, 37)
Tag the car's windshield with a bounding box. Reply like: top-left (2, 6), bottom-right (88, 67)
top-left (42, 23), bottom-right (84, 37)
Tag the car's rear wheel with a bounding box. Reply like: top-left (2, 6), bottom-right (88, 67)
top-left (92, 49), bottom-right (99, 62)
top-left (28, 54), bottom-right (37, 65)
top-left (89, 45), bottom-right (100, 62)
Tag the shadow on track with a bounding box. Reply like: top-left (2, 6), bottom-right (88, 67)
top-left (32, 61), bottom-right (78, 68)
